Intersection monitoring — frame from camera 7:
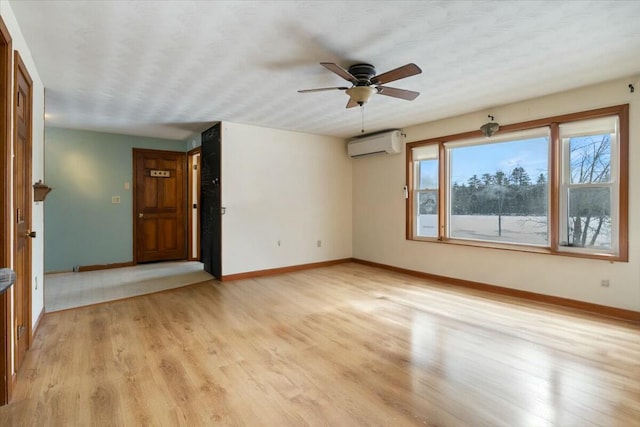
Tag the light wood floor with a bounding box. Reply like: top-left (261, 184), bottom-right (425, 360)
top-left (1, 263), bottom-right (639, 426)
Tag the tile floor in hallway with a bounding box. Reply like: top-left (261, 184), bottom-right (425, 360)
top-left (45, 261), bottom-right (213, 312)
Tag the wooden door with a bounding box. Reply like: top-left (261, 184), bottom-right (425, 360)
top-left (133, 149), bottom-right (187, 263)
top-left (201, 124), bottom-right (221, 278)
top-left (13, 52), bottom-right (33, 374)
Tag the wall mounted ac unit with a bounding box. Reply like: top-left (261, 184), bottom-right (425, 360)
top-left (347, 130), bottom-right (403, 158)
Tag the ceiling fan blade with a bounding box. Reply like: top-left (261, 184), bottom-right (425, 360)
top-left (376, 86), bottom-right (420, 101)
top-left (346, 97), bottom-right (359, 108)
top-left (321, 62), bottom-right (358, 84)
top-left (372, 63), bottom-right (422, 85)
top-left (298, 87), bottom-right (348, 93)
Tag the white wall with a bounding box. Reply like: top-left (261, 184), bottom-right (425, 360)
top-left (221, 122), bottom-right (352, 276)
top-left (0, 0), bottom-right (46, 365)
top-left (353, 77), bottom-right (640, 311)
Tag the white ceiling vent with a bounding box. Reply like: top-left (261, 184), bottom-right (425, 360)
top-left (347, 130), bottom-right (403, 159)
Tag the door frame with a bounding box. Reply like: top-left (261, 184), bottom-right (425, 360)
top-left (0, 15), bottom-right (12, 406)
top-left (187, 147), bottom-right (201, 261)
top-left (13, 50), bottom-right (33, 371)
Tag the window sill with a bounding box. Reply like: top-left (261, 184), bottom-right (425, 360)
top-left (408, 236), bottom-right (626, 262)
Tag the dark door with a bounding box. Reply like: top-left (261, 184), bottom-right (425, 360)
top-left (201, 124), bottom-right (221, 278)
top-left (13, 52), bottom-right (33, 375)
top-left (133, 149), bottom-right (187, 263)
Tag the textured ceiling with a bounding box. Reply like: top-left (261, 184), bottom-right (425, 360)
top-left (8, 0), bottom-right (640, 140)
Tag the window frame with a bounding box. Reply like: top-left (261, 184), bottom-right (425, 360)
top-left (558, 118), bottom-right (619, 255)
top-left (445, 127), bottom-right (551, 247)
top-left (406, 104), bottom-right (629, 261)
top-left (412, 144), bottom-right (440, 239)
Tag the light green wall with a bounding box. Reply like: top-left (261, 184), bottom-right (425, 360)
top-left (185, 133), bottom-right (201, 151)
top-left (44, 127), bottom-right (185, 272)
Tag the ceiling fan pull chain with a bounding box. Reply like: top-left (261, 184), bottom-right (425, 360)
top-left (361, 104), bottom-right (365, 133)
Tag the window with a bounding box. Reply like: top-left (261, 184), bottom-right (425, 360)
top-left (412, 144), bottom-right (439, 238)
top-left (559, 116), bottom-right (619, 254)
top-left (447, 129), bottom-right (549, 246)
top-left (406, 105), bottom-right (628, 261)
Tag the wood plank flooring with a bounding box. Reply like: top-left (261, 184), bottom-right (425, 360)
top-left (1, 263), bottom-right (639, 426)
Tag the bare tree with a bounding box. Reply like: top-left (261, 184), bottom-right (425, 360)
top-left (567, 135), bottom-right (611, 247)
top-left (482, 170), bottom-right (508, 236)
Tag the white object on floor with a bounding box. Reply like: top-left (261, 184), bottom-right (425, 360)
top-left (45, 261), bottom-right (213, 312)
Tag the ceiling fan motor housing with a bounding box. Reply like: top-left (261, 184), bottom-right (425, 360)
top-left (348, 63), bottom-right (377, 85)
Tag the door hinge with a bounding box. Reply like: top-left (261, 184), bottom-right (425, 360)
top-left (193, 203), bottom-right (197, 209)
top-left (17, 324), bottom-right (25, 340)
top-left (193, 164), bottom-right (198, 170)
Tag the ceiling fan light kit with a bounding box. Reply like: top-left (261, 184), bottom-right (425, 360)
top-left (346, 86), bottom-right (376, 105)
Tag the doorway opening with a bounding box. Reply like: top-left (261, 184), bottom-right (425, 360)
top-left (187, 147), bottom-right (201, 261)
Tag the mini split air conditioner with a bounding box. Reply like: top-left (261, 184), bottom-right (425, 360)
top-left (347, 130), bottom-right (403, 158)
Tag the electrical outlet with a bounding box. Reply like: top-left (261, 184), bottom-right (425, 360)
top-left (601, 279), bottom-right (610, 288)
top-left (112, 196), bottom-right (121, 204)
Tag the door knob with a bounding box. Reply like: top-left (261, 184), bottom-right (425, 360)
top-left (25, 230), bottom-right (36, 238)
top-left (138, 213), bottom-right (144, 218)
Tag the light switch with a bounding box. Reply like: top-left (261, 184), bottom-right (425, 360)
top-left (124, 182), bottom-right (130, 190)
top-left (112, 196), bottom-right (121, 204)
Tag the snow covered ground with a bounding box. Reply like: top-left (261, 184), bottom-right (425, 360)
top-left (417, 214), bottom-right (611, 248)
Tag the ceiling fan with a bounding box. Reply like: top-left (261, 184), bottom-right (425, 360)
top-left (298, 62), bottom-right (422, 108)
